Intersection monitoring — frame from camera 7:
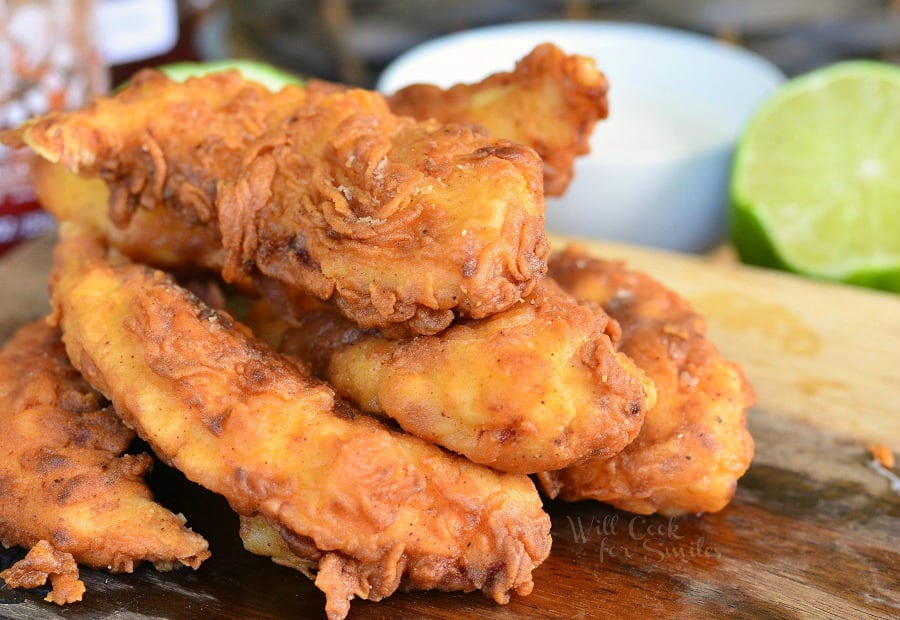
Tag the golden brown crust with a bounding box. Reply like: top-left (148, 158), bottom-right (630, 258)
top-left (265, 277), bottom-right (655, 474)
top-left (388, 42), bottom-right (609, 196)
top-left (537, 246), bottom-right (755, 516)
top-left (50, 226), bottom-right (551, 619)
top-left (0, 319), bottom-right (210, 574)
top-left (236, 93), bottom-right (549, 334)
top-left (14, 69), bottom-right (549, 336)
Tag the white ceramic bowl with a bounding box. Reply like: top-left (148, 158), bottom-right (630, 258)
top-left (378, 21), bottom-right (785, 252)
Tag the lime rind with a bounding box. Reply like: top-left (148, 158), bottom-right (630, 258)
top-left (730, 60), bottom-right (900, 293)
top-left (158, 59), bottom-right (304, 92)
top-left (115, 59), bottom-right (305, 93)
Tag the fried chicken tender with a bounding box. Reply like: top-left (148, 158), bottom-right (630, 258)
top-left (8, 68), bottom-right (549, 336)
top-left (387, 43), bottom-right (609, 196)
top-left (537, 247), bottom-right (755, 516)
top-left (1, 540), bottom-right (85, 605)
top-left (0, 320), bottom-right (210, 579)
top-left (30, 159), bottom-right (227, 274)
top-left (49, 225), bottom-right (551, 620)
top-left (252, 278), bottom-right (655, 474)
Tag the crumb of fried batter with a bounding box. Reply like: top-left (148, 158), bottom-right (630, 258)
top-left (869, 444), bottom-right (896, 469)
top-left (1, 540), bottom-right (86, 605)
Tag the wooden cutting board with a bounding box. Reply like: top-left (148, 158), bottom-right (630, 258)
top-left (1, 233), bottom-right (898, 619)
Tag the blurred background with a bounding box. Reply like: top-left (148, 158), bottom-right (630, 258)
top-left (174, 0), bottom-right (900, 87)
top-left (2, 0), bottom-right (899, 254)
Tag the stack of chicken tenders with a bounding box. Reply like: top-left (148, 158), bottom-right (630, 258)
top-left (0, 44), bottom-right (753, 619)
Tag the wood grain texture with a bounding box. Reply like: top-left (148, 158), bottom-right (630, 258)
top-left (1, 233), bottom-right (898, 619)
top-left (0, 233), bottom-right (54, 343)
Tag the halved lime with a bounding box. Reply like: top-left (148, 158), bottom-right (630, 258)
top-left (730, 61), bottom-right (900, 293)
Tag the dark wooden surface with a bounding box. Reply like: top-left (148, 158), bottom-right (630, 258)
top-left (1, 409), bottom-right (898, 619)
top-left (1, 235), bottom-right (898, 619)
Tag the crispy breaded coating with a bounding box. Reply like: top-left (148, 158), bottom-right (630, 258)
top-left (537, 247), bottom-right (755, 516)
top-left (49, 225), bottom-right (551, 620)
top-left (238, 514), bottom-right (318, 576)
top-left (1, 540), bottom-right (85, 605)
top-left (9, 69), bottom-right (549, 336)
top-left (387, 43), bottom-right (609, 196)
top-left (257, 278), bottom-right (654, 474)
top-left (31, 159), bottom-right (227, 274)
top-left (0, 320), bottom-right (210, 577)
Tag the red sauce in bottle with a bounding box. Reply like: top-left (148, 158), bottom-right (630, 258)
top-left (0, 0), bottom-right (108, 255)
